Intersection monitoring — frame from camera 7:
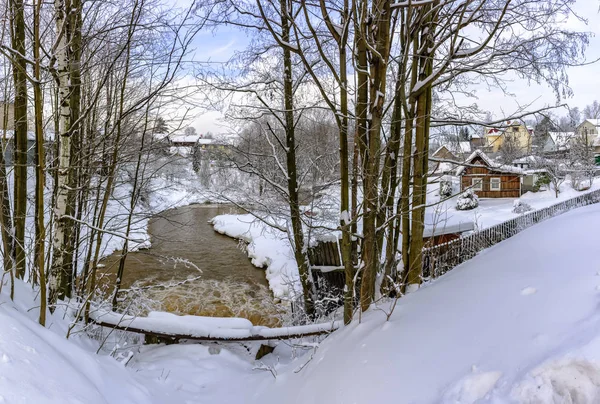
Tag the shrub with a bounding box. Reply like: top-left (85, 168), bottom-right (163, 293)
top-left (512, 199), bottom-right (533, 214)
top-left (456, 188), bottom-right (479, 210)
top-left (532, 173), bottom-right (551, 192)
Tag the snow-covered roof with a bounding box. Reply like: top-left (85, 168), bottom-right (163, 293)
top-left (548, 132), bottom-right (574, 149)
top-left (423, 221), bottom-right (475, 238)
top-left (512, 155), bottom-right (539, 165)
top-left (458, 141), bottom-right (471, 154)
top-left (169, 134), bottom-right (201, 144)
top-left (455, 149), bottom-right (525, 176)
top-left (430, 161), bottom-right (456, 175)
top-left (583, 119), bottom-right (600, 127)
top-left (433, 142), bottom-right (471, 158)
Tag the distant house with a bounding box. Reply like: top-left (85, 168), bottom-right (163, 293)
top-left (431, 145), bottom-right (459, 162)
top-left (511, 155), bottom-right (539, 170)
top-left (169, 133), bottom-right (201, 147)
top-left (483, 122), bottom-right (533, 153)
top-left (430, 143), bottom-right (471, 175)
top-left (470, 131), bottom-right (485, 149)
top-left (456, 150), bottom-right (524, 198)
top-left (577, 119), bottom-right (600, 139)
top-left (547, 132), bottom-right (574, 152)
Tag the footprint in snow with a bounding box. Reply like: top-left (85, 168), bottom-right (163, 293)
top-left (521, 287), bottom-right (537, 296)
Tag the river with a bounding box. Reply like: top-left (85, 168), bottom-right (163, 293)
top-left (99, 204), bottom-right (284, 326)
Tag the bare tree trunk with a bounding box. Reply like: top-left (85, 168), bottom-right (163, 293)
top-left (66, 0), bottom-right (83, 291)
top-left (400, 34), bottom-right (418, 291)
top-left (354, 0), bottom-right (369, 311)
top-left (379, 67), bottom-right (404, 294)
top-left (406, 4), bottom-right (436, 292)
top-left (359, 0), bottom-right (392, 311)
top-left (280, 0), bottom-right (314, 317)
top-left (9, 0), bottom-right (27, 281)
top-left (33, 0), bottom-right (47, 325)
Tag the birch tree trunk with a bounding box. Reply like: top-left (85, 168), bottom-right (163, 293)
top-left (49, 0), bottom-right (73, 306)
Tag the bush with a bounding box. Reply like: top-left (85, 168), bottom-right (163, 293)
top-left (440, 179), bottom-right (453, 198)
top-left (512, 199), bottom-right (533, 214)
top-left (456, 188), bottom-right (479, 210)
top-left (532, 173), bottom-right (551, 192)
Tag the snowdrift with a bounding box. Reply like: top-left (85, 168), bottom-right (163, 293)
top-left (0, 281), bottom-right (155, 404)
top-left (256, 203), bottom-right (600, 403)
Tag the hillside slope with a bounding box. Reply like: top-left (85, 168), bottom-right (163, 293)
top-left (255, 204), bottom-right (600, 404)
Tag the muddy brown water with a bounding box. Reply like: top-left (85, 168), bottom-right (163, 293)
top-left (99, 204), bottom-right (284, 327)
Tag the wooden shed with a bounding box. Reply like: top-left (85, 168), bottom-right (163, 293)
top-left (456, 150), bottom-right (523, 198)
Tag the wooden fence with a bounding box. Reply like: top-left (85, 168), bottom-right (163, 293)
top-left (422, 189), bottom-right (600, 278)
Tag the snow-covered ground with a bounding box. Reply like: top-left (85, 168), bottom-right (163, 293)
top-left (429, 179), bottom-right (600, 230)
top-left (4, 195), bottom-right (600, 403)
top-left (0, 280), bottom-right (157, 404)
top-left (250, 202), bottom-right (600, 403)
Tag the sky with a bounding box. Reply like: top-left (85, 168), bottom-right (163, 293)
top-left (180, 0), bottom-right (600, 135)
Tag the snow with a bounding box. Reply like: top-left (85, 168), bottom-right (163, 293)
top-left (0, 280), bottom-right (155, 404)
top-left (89, 308), bottom-right (341, 339)
top-left (252, 203), bottom-right (600, 403)
top-left (168, 133), bottom-right (202, 144)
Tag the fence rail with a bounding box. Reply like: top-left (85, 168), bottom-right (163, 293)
top-left (422, 189), bottom-right (600, 278)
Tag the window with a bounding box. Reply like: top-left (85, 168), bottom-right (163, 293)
top-left (490, 177), bottom-right (501, 191)
top-left (472, 178), bottom-right (483, 191)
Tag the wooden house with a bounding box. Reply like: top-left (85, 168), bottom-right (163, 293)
top-left (456, 150), bottom-right (524, 198)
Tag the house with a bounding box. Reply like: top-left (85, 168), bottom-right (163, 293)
top-left (430, 143), bottom-right (471, 175)
top-left (431, 142), bottom-right (471, 161)
top-left (456, 150), bottom-right (524, 198)
top-left (169, 133), bottom-right (201, 147)
top-left (470, 131), bottom-right (485, 149)
top-left (483, 122), bottom-right (533, 153)
top-left (547, 132), bottom-right (574, 152)
top-left (511, 155), bottom-right (541, 170)
top-left (431, 145), bottom-right (460, 162)
top-left (577, 119), bottom-right (600, 139)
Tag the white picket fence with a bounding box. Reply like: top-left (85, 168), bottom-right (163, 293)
top-left (422, 188), bottom-right (600, 278)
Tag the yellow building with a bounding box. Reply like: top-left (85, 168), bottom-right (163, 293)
top-left (483, 122), bottom-right (532, 153)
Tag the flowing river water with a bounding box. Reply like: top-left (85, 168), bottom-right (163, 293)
top-left (99, 204), bottom-right (284, 327)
